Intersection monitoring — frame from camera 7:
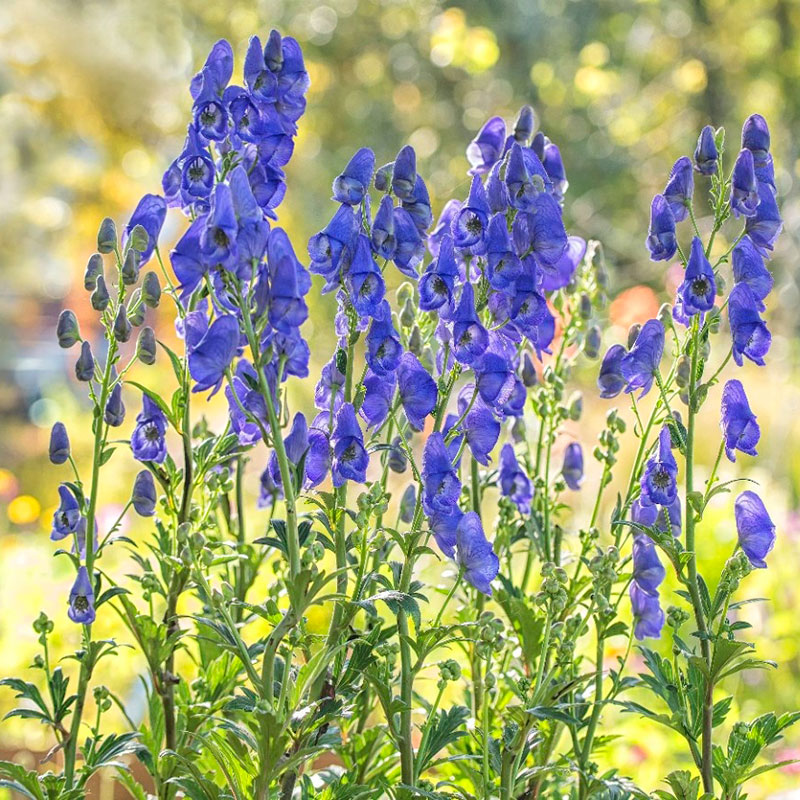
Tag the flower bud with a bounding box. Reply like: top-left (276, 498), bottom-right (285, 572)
top-left (97, 217), bottom-right (117, 254)
top-left (128, 294), bottom-right (146, 327)
top-left (388, 436), bottom-right (407, 474)
top-left (137, 326), bottom-right (157, 365)
top-left (584, 325), bottom-right (601, 359)
top-left (142, 271), bottom-right (161, 308)
top-left (56, 310), bottom-right (81, 348)
top-left (567, 391), bottom-right (583, 421)
top-left (657, 302), bottom-right (673, 329)
top-left (400, 297), bottom-right (415, 328)
top-left (675, 355), bottom-right (691, 388)
top-left (513, 105), bottom-right (535, 143)
top-left (408, 325), bottom-right (422, 356)
top-left (131, 470), bottom-right (157, 517)
top-left (374, 161), bottom-right (393, 192)
top-left (104, 383), bottom-right (125, 426)
top-left (49, 422), bottom-right (70, 464)
top-left (75, 341), bottom-right (94, 381)
top-left (521, 352), bottom-right (538, 387)
top-left (121, 249), bottom-right (140, 286)
top-left (84, 254), bottom-right (104, 291)
top-left (126, 223), bottom-right (149, 254)
top-left (113, 305), bottom-right (132, 343)
top-left (399, 483), bottom-right (416, 523)
top-left (511, 416), bottom-right (526, 443)
top-left (578, 293), bottom-right (592, 320)
top-left (91, 275), bottom-right (110, 311)
top-left (626, 323), bottom-right (641, 349)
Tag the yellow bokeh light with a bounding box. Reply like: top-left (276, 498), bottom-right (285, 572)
top-left (580, 41), bottom-right (610, 67)
top-left (8, 495), bottom-right (41, 525)
top-left (673, 58), bottom-right (707, 93)
top-left (530, 61), bottom-right (555, 87)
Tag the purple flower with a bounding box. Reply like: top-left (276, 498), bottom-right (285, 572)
top-left (49, 422), bottom-right (70, 465)
top-left (542, 140), bottom-right (568, 202)
top-left (124, 194), bottom-right (167, 264)
top-left (308, 204), bottom-right (359, 285)
top-left (620, 319), bottom-right (664, 397)
top-left (419, 234), bottom-right (459, 312)
top-left (430, 506), bottom-right (463, 559)
top-left (505, 142), bottom-right (551, 211)
top-left (171, 217), bottom-right (207, 298)
top-left (268, 413), bottom-right (310, 495)
top-left (131, 395), bottom-right (168, 463)
top-left (630, 583), bottom-right (664, 640)
top-left (486, 161), bottom-right (508, 214)
top-left (656, 496), bottom-right (682, 538)
top-left (744, 182), bottom-right (783, 257)
top-left (392, 207), bottom-right (425, 277)
top-left (742, 114), bottom-right (771, 167)
top-left (331, 403), bottom-right (369, 487)
top-left (226, 360), bottom-right (269, 445)
top-left (397, 353), bottom-right (437, 430)
top-left (562, 442), bottom-right (584, 491)
top-left (68, 566), bottom-right (96, 625)
top-left (518, 193), bottom-right (568, 267)
top-left (104, 383), bottom-right (126, 427)
top-left (499, 444), bottom-right (532, 515)
top-left (345, 234), bottom-right (385, 318)
top-left (641, 427), bottom-right (678, 507)
top-left (452, 174), bottom-right (491, 251)
top-left (422, 432), bottom-right (461, 515)
top-left (598, 344), bottom-right (627, 399)
top-left (200, 184), bottom-right (238, 270)
top-left (315, 353), bottom-right (346, 413)
top-left (51, 485), bottom-right (81, 541)
top-left (486, 213), bottom-right (521, 289)
top-left (631, 497), bottom-right (658, 528)
top-left (399, 484), bottom-right (416, 524)
top-left (646, 195), bottom-right (677, 262)
top-left (663, 156), bottom-right (693, 222)
top-left (371, 195), bottom-right (396, 260)
top-left (728, 284), bottom-right (771, 367)
top-left (360, 369), bottom-right (396, 429)
top-left (539, 235), bottom-right (585, 292)
top-left (730, 149), bottom-right (760, 218)
top-left (632, 536), bottom-right (665, 596)
top-left (268, 229), bottom-right (311, 332)
top-left (306, 413), bottom-right (333, 488)
top-left (455, 511), bottom-right (500, 595)
top-left (132, 470), bottom-right (157, 517)
top-left (735, 490), bottom-right (775, 568)
top-left (694, 125), bottom-right (719, 176)
top-left (459, 389), bottom-right (501, 466)
top-left (467, 116), bottom-right (506, 175)
top-left (677, 236), bottom-right (716, 317)
top-left (720, 379), bottom-right (760, 462)
top-left (365, 301), bottom-right (403, 376)
top-left (188, 315), bottom-right (240, 394)
top-left (391, 145), bottom-right (417, 202)
top-left (452, 284), bottom-right (489, 365)
top-left (333, 147), bottom-right (375, 206)
top-left (403, 175), bottom-right (434, 233)
top-left (732, 235), bottom-right (773, 309)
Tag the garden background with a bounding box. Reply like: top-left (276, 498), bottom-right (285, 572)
top-left (2, 0), bottom-right (800, 796)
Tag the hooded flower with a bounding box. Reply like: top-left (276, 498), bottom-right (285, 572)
top-left (371, 195), bottom-right (397, 260)
top-left (360, 369), bottom-right (396, 429)
top-left (744, 182), bottom-right (783, 257)
top-left (188, 314), bottom-right (240, 394)
top-left (51, 485), bottom-right (81, 541)
top-left (68, 566), bottom-right (96, 625)
top-left (499, 444), bottom-right (532, 514)
top-left (391, 145), bottom-right (417, 201)
top-left (49, 422), bottom-right (70, 465)
top-left (731, 149), bottom-right (760, 218)
top-left (641, 427), bottom-right (678, 507)
top-left (486, 213), bottom-right (522, 289)
top-left (728, 283), bottom-right (771, 366)
top-left (365, 301), bottom-right (403, 376)
top-left (455, 511), bottom-right (500, 595)
top-left (677, 236), bottom-right (716, 317)
top-left (332, 147), bottom-right (375, 206)
top-left (132, 470), bottom-right (157, 517)
top-left (632, 536), bottom-right (666, 596)
top-left (397, 352), bottom-right (437, 430)
top-left (308, 204), bottom-right (359, 284)
top-left (597, 344), bottom-right (627, 399)
top-left (620, 319), bottom-right (664, 397)
top-left (226, 360), bottom-right (270, 445)
top-left (422, 432), bottom-right (461, 515)
top-left (732, 235), bottom-right (773, 309)
top-left (124, 194), bottom-right (167, 264)
top-left (459, 390), bottom-right (501, 465)
top-left (430, 506), bottom-right (463, 559)
top-left (720, 379), bottom-right (760, 462)
top-left (645, 194), bottom-right (677, 261)
top-left (331, 403), bottom-right (369, 487)
top-left (419, 234), bottom-right (459, 312)
top-left (630, 582), bottom-right (664, 640)
top-left (200, 184), bottom-right (238, 270)
top-left (345, 234), bottom-right (385, 318)
top-left (742, 114), bottom-right (771, 167)
top-left (131, 395), bottom-right (169, 463)
top-left (268, 413), bottom-right (310, 494)
top-left (315, 353), bottom-right (347, 413)
top-left (663, 156), bottom-right (693, 222)
top-left (392, 207), bottom-right (425, 277)
top-left (467, 116), bottom-right (506, 175)
top-left (562, 442), bottom-right (584, 490)
top-left (452, 284), bottom-right (489, 365)
top-left (104, 383), bottom-right (126, 427)
top-left (735, 490), bottom-right (775, 568)
top-left (452, 174), bottom-right (491, 251)
top-left (694, 125), bottom-right (719, 176)
top-left (505, 142), bottom-right (551, 211)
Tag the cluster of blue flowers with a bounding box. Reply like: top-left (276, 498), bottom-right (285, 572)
top-left (601, 115), bottom-right (780, 639)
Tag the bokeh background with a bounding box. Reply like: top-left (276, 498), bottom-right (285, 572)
top-left (2, 0), bottom-right (800, 796)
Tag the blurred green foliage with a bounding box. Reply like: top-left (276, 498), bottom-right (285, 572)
top-left (3, 0), bottom-right (800, 795)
